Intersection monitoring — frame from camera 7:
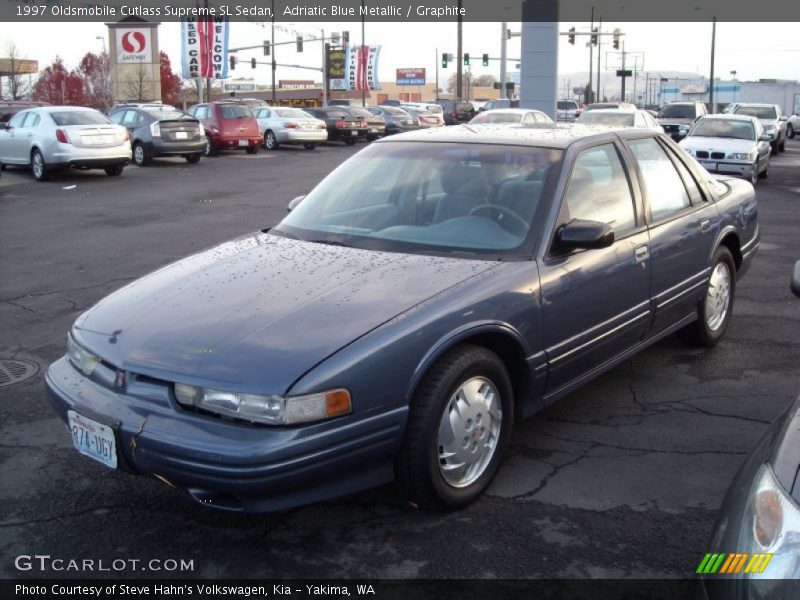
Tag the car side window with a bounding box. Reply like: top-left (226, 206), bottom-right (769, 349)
top-left (560, 144), bottom-right (636, 235)
top-left (628, 137), bottom-right (692, 220)
top-left (8, 112), bottom-right (27, 128)
top-left (108, 111), bottom-right (124, 124)
top-left (22, 112), bottom-right (40, 128)
top-left (521, 112), bottom-right (536, 125)
top-left (259, 109), bottom-right (271, 118)
top-left (122, 111), bottom-right (139, 126)
top-left (664, 146), bottom-right (705, 205)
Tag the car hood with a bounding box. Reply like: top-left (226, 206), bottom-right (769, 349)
top-left (680, 136), bottom-right (756, 153)
top-left (73, 234), bottom-right (496, 393)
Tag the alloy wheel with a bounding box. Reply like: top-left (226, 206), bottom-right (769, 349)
top-left (705, 262), bottom-right (732, 332)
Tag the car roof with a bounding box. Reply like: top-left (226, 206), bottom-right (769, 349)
top-left (698, 114), bottom-right (759, 122)
top-left (583, 108), bottom-right (639, 114)
top-left (733, 102), bottom-right (776, 108)
top-left (376, 122), bottom-right (648, 148)
top-left (479, 108), bottom-right (541, 115)
top-left (36, 106), bottom-right (101, 112)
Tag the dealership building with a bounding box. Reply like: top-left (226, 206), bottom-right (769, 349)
top-left (660, 79), bottom-right (800, 115)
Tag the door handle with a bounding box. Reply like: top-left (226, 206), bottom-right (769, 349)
top-left (699, 219), bottom-right (711, 232)
top-left (634, 244), bottom-right (650, 264)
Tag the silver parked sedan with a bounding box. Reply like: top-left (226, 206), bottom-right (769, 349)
top-left (679, 115), bottom-right (771, 186)
top-left (0, 106), bottom-right (131, 181)
top-left (254, 107), bottom-right (328, 151)
top-left (469, 108), bottom-right (553, 125)
top-left (576, 108), bottom-right (664, 133)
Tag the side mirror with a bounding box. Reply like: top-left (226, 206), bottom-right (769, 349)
top-left (758, 134), bottom-right (771, 142)
top-left (3, 123), bottom-right (12, 130)
top-left (792, 260), bottom-right (800, 298)
top-left (287, 195), bottom-right (305, 213)
top-left (779, 116), bottom-right (788, 122)
top-left (557, 219), bottom-right (614, 250)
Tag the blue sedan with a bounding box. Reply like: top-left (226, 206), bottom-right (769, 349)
top-left (46, 124), bottom-right (759, 512)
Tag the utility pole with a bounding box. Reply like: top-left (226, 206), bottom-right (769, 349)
top-left (620, 41), bottom-right (626, 101)
top-left (435, 47), bottom-right (439, 99)
top-left (321, 29), bottom-right (327, 106)
top-left (500, 22), bottom-right (508, 100)
top-left (588, 6), bottom-right (594, 104)
top-left (596, 17), bottom-right (602, 103)
top-left (271, 0), bottom-right (276, 104)
top-left (361, 0), bottom-right (366, 106)
top-left (709, 17), bottom-right (717, 112)
top-left (456, 0), bottom-right (463, 99)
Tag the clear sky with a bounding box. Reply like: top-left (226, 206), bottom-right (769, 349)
top-left (2, 21), bottom-right (798, 87)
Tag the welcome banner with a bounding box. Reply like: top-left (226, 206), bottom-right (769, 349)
top-left (181, 17), bottom-right (230, 80)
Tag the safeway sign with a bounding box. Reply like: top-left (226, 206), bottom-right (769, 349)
top-left (181, 17), bottom-right (230, 80)
top-left (116, 28), bottom-right (152, 63)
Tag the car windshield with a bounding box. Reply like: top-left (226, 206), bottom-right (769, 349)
top-left (689, 119), bottom-right (755, 140)
top-left (275, 108), bottom-right (313, 119)
top-left (734, 106), bottom-right (777, 119)
top-left (557, 101), bottom-right (577, 110)
top-left (470, 112), bottom-right (522, 124)
top-left (49, 110), bottom-right (110, 126)
top-left (576, 112), bottom-right (635, 126)
top-left (660, 105), bottom-right (696, 119)
top-left (321, 109), bottom-right (349, 119)
top-left (144, 109), bottom-right (193, 120)
top-left (274, 141), bottom-right (563, 257)
top-left (382, 107), bottom-right (411, 116)
top-left (220, 105), bottom-right (253, 119)
top-left (348, 108), bottom-right (372, 118)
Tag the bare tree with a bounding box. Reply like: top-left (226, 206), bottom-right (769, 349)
top-left (122, 61), bottom-right (153, 102)
top-left (4, 43), bottom-right (31, 100)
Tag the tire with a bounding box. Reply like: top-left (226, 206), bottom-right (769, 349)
top-left (778, 138), bottom-right (786, 152)
top-left (758, 161), bottom-right (769, 179)
top-left (264, 130), bottom-right (278, 150)
top-left (788, 124), bottom-right (795, 139)
top-left (245, 145), bottom-right (259, 155)
top-left (343, 138), bottom-right (357, 145)
top-left (104, 165), bottom-right (124, 176)
top-left (677, 246), bottom-right (736, 347)
top-left (366, 134), bottom-right (376, 142)
top-left (749, 162), bottom-right (758, 186)
top-left (396, 344), bottom-right (514, 510)
top-left (770, 142), bottom-right (777, 156)
top-left (185, 154), bottom-right (201, 164)
top-left (204, 136), bottom-right (216, 157)
top-left (132, 142), bottom-right (149, 166)
top-left (0, 163), bottom-right (7, 171)
top-left (31, 149), bottom-right (48, 181)
top-left (303, 143), bottom-right (317, 150)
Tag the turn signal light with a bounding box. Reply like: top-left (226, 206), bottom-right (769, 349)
top-left (325, 389), bottom-right (351, 417)
top-left (285, 122), bottom-right (298, 129)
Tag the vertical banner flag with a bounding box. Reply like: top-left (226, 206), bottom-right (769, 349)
top-left (327, 47), bottom-right (349, 91)
top-left (347, 44), bottom-right (381, 91)
top-left (181, 17), bottom-right (230, 79)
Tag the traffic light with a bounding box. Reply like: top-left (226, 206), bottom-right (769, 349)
top-left (591, 28), bottom-right (598, 45)
top-left (482, 53), bottom-right (489, 66)
top-left (296, 36), bottom-right (303, 52)
top-left (568, 27), bottom-right (575, 45)
top-left (251, 58), bottom-right (256, 69)
top-left (343, 30), bottom-right (349, 44)
top-left (263, 40), bottom-right (270, 56)
top-left (229, 55), bottom-right (236, 70)
top-left (612, 28), bottom-right (621, 50)
top-left (463, 53), bottom-right (470, 66)
top-left (442, 52), bottom-right (448, 68)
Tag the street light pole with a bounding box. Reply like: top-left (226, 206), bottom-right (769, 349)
top-left (456, 0), bottom-right (463, 100)
top-left (709, 17), bottom-right (717, 112)
top-left (271, 0), bottom-right (277, 104)
top-left (588, 6), bottom-right (594, 104)
top-left (500, 22), bottom-right (507, 100)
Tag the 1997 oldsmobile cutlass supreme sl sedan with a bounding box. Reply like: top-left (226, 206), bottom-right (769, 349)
top-left (46, 124), bottom-right (759, 513)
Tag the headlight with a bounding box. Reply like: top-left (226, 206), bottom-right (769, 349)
top-left (736, 464), bottom-right (800, 579)
top-left (150, 122), bottom-right (161, 137)
top-left (679, 125), bottom-right (690, 132)
top-left (67, 333), bottom-right (100, 377)
top-left (728, 152), bottom-right (755, 160)
top-left (173, 383), bottom-right (351, 425)
top-left (682, 147), bottom-right (693, 155)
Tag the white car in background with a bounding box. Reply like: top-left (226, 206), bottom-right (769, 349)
top-left (0, 106), bottom-right (131, 181)
top-left (469, 108), bottom-right (553, 125)
top-left (731, 103), bottom-right (788, 154)
top-left (254, 106), bottom-right (327, 151)
top-left (575, 108), bottom-right (664, 133)
top-left (787, 112), bottom-right (799, 139)
top-left (557, 100), bottom-right (581, 122)
top-left (679, 114), bottom-right (771, 186)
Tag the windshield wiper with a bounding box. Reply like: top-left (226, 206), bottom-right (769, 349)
top-left (306, 239), bottom-right (349, 247)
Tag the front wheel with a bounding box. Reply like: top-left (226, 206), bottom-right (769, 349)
top-left (677, 246), bottom-right (736, 347)
top-left (758, 161), bottom-right (769, 179)
top-left (396, 345), bottom-right (513, 510)
top-left (204, 136), bottom-right (216, 157)
top-left (778, 138), bottom-right (786, 152)
top-left (788, 124), bottom-right (795, 139)
top-left (749, 162), bottom-right (758, 186)
top-left (104, 165), bottom-right (124, 176)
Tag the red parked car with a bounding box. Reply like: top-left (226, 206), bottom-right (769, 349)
top-left (187, 102), bottom-right (261, 156)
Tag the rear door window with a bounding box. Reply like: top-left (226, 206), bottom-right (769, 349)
top-left (627, 137), bottom-right (692, 220)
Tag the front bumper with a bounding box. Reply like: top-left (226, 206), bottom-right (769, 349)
top-left (695, 159), bottom-right (754, 179)
top-left (45, 357), bottom-right (407, 512)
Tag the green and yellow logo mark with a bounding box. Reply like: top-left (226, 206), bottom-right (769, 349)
top-left (696, 552), bottom-right (773, 575)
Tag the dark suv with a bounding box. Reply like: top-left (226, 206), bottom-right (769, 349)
top-left (108, 106), bottom-right (205, 166)
top-left (187, 102), bottom-right (261, 156)
top-left (657, 101), bottom-right (708, 140)
top-left (434, 99), bottom-right (476, 125)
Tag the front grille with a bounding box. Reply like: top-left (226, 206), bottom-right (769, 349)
top-left (663, 124), bottom-right (678, 132)
top-left (711, 152), bottom-right (725, 160)
top-left (696, 151), bottom-right (709, 159)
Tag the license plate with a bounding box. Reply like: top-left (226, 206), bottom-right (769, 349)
top-left (700, 161), bottom-right (717, 170)
top-left (350, 130), bottom-right (358, 136)
top-left (68, 410), bottom-right (117, 469)
top-left (238, 139), bottom-right (249, 147)
top-left (175, 131), bottom-right (188, 140)
top-left (369, 127), bottom-right (377, 133)
top-left (82, 135), bottom-right (112, 145)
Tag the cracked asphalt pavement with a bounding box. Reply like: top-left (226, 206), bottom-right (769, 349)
top-left (1, 139), bottom-right (798, 580)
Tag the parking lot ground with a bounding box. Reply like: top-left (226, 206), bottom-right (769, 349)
top-left (1, 139), bottom-right (798, 579)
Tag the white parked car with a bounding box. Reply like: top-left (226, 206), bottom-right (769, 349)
top-left (0, 106), bottom-right (131, 181)
top-left (469, 108), bottom-right (553, 125)
top-left (731, 103), bottom-right (788, 154)
top-left (254, 107), bottom-right (328, 151)
top-left (679, 114), bottom-right (771, 186)
top-left (786, 112), bottom-right (799, 139)
top-left (575, 108), bottom-right (664, 133)
top-left (557, 100), bottom-right (580, 122)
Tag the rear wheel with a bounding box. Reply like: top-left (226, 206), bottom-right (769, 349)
top-left (132, 142), bottom-right (150, 166)
top-left (778, 138), bottom-right (786, 152)
top-left (396, 345), bottom-right (513, 510)
top-left (104, 165), bottom-right (124, 176)
top-left (245, 145), bottom-right (259, 155)
top-left (303, 143), bottom-right (317, 150)
top-left (343, 138), bottom-right (357, 145)
top-left (749, 162), bottom-right (758, 186)
top-left (204, 136), bottom-right (216, 157)
top-left (677, 246), bottom-right (736, 347)
top-left (264, 130), bottom-right (278, 150)
top-left (31, 149), bottom-right (48, 181)
top-left (788, 124), bottom-right (795, 139)
top-left (185, 154), bottom-right (201, 164)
